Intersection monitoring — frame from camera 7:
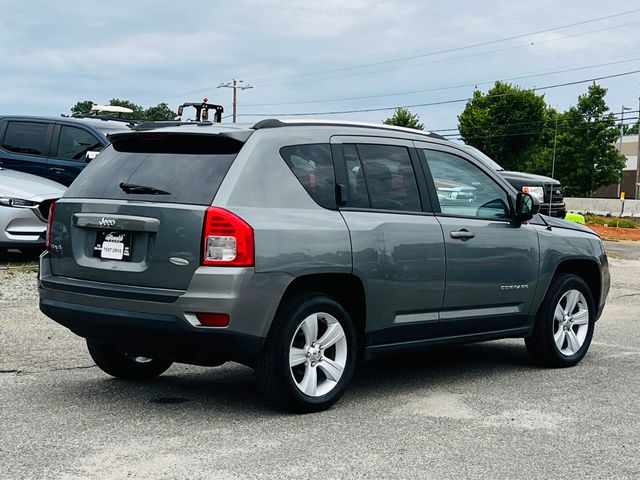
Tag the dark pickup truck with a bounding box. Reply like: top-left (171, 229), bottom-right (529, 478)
top-left (462, 145), bottom-right (567, 218)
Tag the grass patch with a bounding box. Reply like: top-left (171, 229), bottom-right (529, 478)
top-left (585, 215), bottom-right (638, 229)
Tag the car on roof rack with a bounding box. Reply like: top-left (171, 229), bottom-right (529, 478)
top-left (40, 117), bottom-right (609, 413)
top-left (0, 115), bottom-right (134, 186)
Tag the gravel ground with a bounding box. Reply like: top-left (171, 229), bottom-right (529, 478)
top-left (1, 241), bottom-right (639, 479)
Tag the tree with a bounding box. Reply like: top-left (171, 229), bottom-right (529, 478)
top-left (144, 102), bottom-right (177, 121)
top-left (624, 122), bottom-right (639, 136)
top-left (383, 108), bottom-right (424, 130)
top-left (458, 82), bottom-right (547, 171)
top-left (531, 84), bottom-right (626, 197)
top-left (70, 100), bottom-right (95, 117)
top-left (68, 99), bottom-right (176, 121)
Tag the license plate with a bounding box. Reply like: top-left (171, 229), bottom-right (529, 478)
top-left (93, 230), bottom-right (132, 261)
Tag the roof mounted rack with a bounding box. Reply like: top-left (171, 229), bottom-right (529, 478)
top-left (133, 121), bottom-right (213, 131)
top-left (71, 114), bottom-right (139, 126)
top-left (251, 118), bottom-right (447, 140)
top-left (177, 98), bottom-right (224, 123)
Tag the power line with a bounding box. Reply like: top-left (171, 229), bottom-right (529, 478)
top-left (237, 69), bottom-right (640, 117)
top-left (154, 9), bottom-right (640, 103)
top-left (253, 19), bottom-right (640, 88)
top-left (444, 115), bottom-right (640, 141)
top-left (435, 110), bottom-right (640, 134)
top-left (242, 56), bottom-right (640, 107)
top-left (250, 8), bottom-right (640, 84)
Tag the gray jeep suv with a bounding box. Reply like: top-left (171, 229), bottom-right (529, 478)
top-left (39, 119), bottom-right (610, 413)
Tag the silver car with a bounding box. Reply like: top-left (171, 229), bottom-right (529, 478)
top-left (0, 167), bottom-right (65, 255)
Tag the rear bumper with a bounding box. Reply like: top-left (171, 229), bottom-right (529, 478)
top-left (38, 252), bottom-right (293, 366)
top-left (40, 298), bottom-right (263, 365)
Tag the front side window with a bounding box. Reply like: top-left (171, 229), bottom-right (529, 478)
top-left (353, 144), bottom-right (421, 212)
top-left (1, 122), bottom-right (49, 156)
top-left (423, 150), bottom-right (510, 219)
top-left (280, 144), bottom-right (336, 209)
top-left (57, 126), bottom-right (103, 161)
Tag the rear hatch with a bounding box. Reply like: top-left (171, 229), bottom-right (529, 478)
top-left (49, 130), bottom-right (248, 290)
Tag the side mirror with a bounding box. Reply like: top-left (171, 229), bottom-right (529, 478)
top-left (85, 151), bottom-right (100, 163)
top-left (515, 192), bottom-right (540, 221)
top-left (177, 105), bottom-right (184, 116)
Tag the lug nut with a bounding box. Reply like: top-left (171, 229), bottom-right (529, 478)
top-left (311, 362), bottom-right (316, 367)
top-left (306, 352), bottom-right (311, 357)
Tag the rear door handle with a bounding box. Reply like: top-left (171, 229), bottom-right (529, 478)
top-left (48, 167), bottom-right (66, 173)
top-left (450, 229), bottom-right (475, 240)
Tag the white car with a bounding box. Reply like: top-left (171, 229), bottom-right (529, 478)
top-left (0, 168), bottom-right (65, 255)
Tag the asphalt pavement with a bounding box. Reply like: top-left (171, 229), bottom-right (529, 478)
top-left (1, 241), bottom-right (639, 479)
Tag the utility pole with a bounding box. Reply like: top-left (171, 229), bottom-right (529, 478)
top-left (636, 86), bottom-right (640, 199)
top-left (618, 105), bottom-right (632, 197)
top-left (218, 79), bottom-right (253, 123)
top-left (549, 109), bottom-right (559, 216)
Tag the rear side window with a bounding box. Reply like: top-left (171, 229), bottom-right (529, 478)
top-left (280, 144), bottom-right (336, 209)
top-left (56, 126), bottom-right (103, 161)
top-left (65, 133), bottom-right (242, 206)
top-left (1, 121), bottom-right (49, 156)
top-left (353, 144), bottom-right (421, 212)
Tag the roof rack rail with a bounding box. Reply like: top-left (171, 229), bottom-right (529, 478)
top-left (71, 114), bottom-right (140, 125)
top-left (251, 118), bottom-right (447, 140)
top-left (132, 120), bottom-right (213, 131)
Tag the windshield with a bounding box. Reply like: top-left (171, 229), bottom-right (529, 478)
top-left (461, 145), bottom-right (504, 171)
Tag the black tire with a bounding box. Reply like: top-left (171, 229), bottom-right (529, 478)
top-left (87, 340), bottom-right (173, 380)
top-left (256, 293), bottom-right (358, 413)
top-left (526, 274), bottom-right (595, 368)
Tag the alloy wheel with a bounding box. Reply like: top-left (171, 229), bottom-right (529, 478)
top-left (553, 289), bottom-right (589, 356)
top-left (289, 312), bottom-right (348, 397)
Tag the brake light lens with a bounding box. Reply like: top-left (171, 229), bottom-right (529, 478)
top-left (202, 207), bottom-right (254, 266)
top-left (46, 201), bottom-right (57, 251)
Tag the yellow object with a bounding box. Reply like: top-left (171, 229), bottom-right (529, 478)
top-left (565, 213), bottom-right (586, 224)
top-left (620, 192), bottom-right (625, 200)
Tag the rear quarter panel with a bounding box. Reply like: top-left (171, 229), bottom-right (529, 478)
top-left (214, 129), bottom-right (352, 276)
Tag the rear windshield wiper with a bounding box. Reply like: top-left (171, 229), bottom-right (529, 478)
top-left (119, 182), bottom-right (170, 195)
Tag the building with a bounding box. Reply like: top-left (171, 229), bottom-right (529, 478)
top-left (593, 134), bottom-right (639, 199)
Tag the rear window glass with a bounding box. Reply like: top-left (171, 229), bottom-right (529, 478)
top-left (280, 144), bottom-right (336, 209)
top-left (64, 134), bottom-right (242, 205)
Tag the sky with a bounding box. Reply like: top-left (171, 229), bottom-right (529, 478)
top-left (1, 0), bottom-right (640, 135)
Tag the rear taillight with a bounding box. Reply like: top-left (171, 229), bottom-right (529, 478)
top-left (202, 207), bottom-right (254, 266)
top-left (46, 201), bottom-right (56, 251)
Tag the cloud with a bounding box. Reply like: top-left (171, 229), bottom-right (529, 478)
top-left (10, 31), bottom-right (229, 71)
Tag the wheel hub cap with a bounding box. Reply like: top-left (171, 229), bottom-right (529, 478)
top-left (289, 312), bottom-right (348, 397)
top-left (553, 289), bottom-right (589, 356)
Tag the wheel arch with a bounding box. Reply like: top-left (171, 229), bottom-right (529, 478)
top-left (272, 273), bottom-right (367, 355)
top-left (538, 258), bottom-right (602, 318)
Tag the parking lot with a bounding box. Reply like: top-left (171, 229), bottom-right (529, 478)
top-left (0, 241), bottom-right (638, 479)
